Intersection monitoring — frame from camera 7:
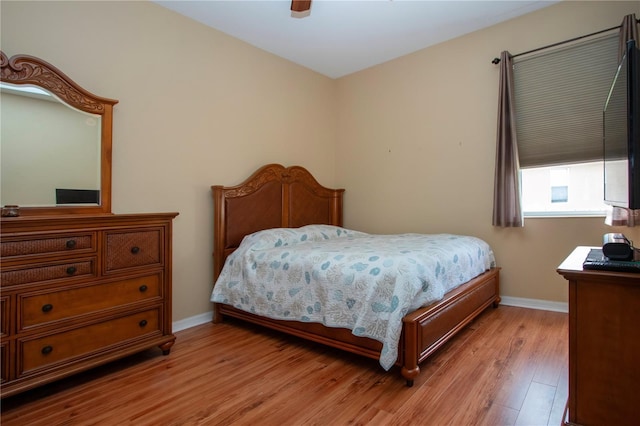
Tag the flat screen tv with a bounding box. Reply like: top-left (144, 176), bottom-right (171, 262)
top-left (604, 39), bottom-right (640, 209)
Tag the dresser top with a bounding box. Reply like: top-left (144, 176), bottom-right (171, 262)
top-left (1, 212), bottom-right (179, 234)
top-left (557, 246), bottom-right (640, 282)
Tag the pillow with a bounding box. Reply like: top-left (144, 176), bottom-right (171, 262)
top-left (241, 225), bottom-right (364, 251)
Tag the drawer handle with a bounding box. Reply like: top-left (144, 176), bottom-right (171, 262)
top-left (131, 246), bottom-right (140, 254)
top-left (139, 285), bottom-right (148, 292)
top-left (65, 239), bottom-right (77, 249)
top-left (66, 266), bottom-right (77, 275)
top-left (139, 320), bottom-right (148, 327)
top-left (41, 345), bottom-right (53, 355)
top-left (42, 303), bottom-right (53, 313)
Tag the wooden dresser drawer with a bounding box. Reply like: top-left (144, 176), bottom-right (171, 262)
top-left (106, 229), bottom-right (162, 271)
top-left (20, 274), bottom-right (162, 329)
top-left (18, 308), bottom-right (161, 375)
top-left (1, 342), bottom-right (8, 383)
top-left (0, 296), bottom-right (9, 337)
top-left (1, 259), bottom-right (96, 286)
top-left (1, 233), bottom-right (95, 259)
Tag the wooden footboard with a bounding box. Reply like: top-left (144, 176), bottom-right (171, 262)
top-left (213, 267), bottom-right (500, 386)
top-left (399, 267), bottom-right (500, 386)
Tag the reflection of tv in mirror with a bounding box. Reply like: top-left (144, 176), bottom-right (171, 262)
top-left (56, 189), bottom-right (100, 205)
top-left (604, 39), bottom-right (640, 209)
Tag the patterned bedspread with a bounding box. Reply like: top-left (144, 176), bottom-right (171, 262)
top-left (211, 225), bottom-right (496, 370)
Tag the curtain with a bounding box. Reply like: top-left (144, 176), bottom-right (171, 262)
top-left (492, 51), bottom-right (523, 227)
top-left (607, 13), bottom-right (639, 227)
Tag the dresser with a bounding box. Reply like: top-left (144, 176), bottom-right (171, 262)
top-left (0, 213), bottom-right (178, 397)
top-left (557, 246), bottom-right (640, 426)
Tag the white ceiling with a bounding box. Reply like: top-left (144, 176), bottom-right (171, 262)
top-left (154, 0), bottom-right (558, 78)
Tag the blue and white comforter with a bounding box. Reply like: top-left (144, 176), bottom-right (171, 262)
top-left (211, 225), bottom-right (496, 370)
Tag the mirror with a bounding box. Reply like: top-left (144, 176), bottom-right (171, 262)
top-left (0, 51), bottom-right (118, 216)
top-left (1, 83), bottom-right (102, 208)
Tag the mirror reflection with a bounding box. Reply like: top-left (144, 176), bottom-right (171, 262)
top-left (1, 83), bottom-right (102, 207)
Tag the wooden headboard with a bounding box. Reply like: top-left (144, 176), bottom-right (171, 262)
top-left (212, 164), bottom-right (345, 281)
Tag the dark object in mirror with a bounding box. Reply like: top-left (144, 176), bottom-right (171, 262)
top-left (1, 51), bottom-right (118, 216)
top-left (56, 189), bottom-right (100, 205)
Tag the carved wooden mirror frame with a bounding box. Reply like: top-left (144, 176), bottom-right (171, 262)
top-left (1, 51), bottom-right (118, 216)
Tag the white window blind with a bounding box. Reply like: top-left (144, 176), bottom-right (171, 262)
top-left (513, 34), bottom-right (619, 168)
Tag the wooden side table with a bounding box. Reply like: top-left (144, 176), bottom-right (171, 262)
top-left (557, 246), bottom-right (640, 426)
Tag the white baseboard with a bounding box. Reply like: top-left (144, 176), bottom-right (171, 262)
top-left (172, 296), bottom-right (568, 332)
top-left (172, 311), bottom-right (213, 332)
top-left (500, 296), bottom-right (568, 313)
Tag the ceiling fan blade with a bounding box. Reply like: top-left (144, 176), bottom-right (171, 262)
top-left (291, 0), bottom-right (311, 13)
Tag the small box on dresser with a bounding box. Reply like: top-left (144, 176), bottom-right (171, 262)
top-left (0, 213), bottom-right (178, 398)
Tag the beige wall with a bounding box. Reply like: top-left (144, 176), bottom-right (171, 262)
top-left (1, 1), bottom-right (338, 322)
top-left (2, 1), bottom-right (639, 324)
top-left (336, 1), bottom-right (640, 304)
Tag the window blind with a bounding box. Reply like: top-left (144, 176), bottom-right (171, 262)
top-left (513, 34), bottom-right (619, 168)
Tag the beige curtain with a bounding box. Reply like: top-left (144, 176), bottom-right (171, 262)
top-left (492, 51), bottom-right (523, 227)
top-left (607, 13), bottom-right (639, 227)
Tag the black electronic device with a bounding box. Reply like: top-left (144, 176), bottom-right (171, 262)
top-left (602, 233), bottom-right (634, 260)
top-left (583, 247), bottom-right (640, 273)
top-left (603, 39), bottom-right (640, 209)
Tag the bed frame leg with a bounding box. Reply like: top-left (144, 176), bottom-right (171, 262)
top-left (402, 320), bottom-right (420, 387)
top-left (212, 303), bottom-right (224, 323)
top-left (493, 295), bottom-right (502, 308)
top-left (401, 366), bottom-right (419, 387)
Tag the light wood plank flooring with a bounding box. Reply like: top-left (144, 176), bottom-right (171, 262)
top-left (1, 305), bottom-right (568, 425)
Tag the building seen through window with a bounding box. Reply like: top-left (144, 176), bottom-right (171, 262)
top-left (521, 162), bottom-right (607, 215)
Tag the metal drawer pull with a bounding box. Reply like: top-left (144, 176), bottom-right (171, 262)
top-left (131, 246), bottom-right (140, 254)
top-left (41, 345), bottom-right (53, 355)
top-left (139, 320), bottom-right (147, 327)
top-left (139, 285), bottom-right (148, 292)
top-left (66, 266), bottom-right (77, 275)
top-left (42, 304), bottom-right (53, 313)
top-left (65, 239), bottom-right (77, 249)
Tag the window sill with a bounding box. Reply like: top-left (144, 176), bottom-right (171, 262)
top-left (524, 211), bottom-right (607, 219)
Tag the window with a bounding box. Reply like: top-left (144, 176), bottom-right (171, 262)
top-left (521, 162), bottom-right (607, 215)
top-left (513, 33), bottom-right (619, 216)
top-left (551, 186), bottom-right (568, 203)
top-left (550, 168), bottom-right (569, 203)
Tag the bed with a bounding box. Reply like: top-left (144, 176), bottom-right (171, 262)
top-left (211, 164), bottom-right (501, 386)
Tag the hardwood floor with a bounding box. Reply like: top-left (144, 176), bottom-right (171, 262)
top-left (1, 305), bottom-right (568, 425)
